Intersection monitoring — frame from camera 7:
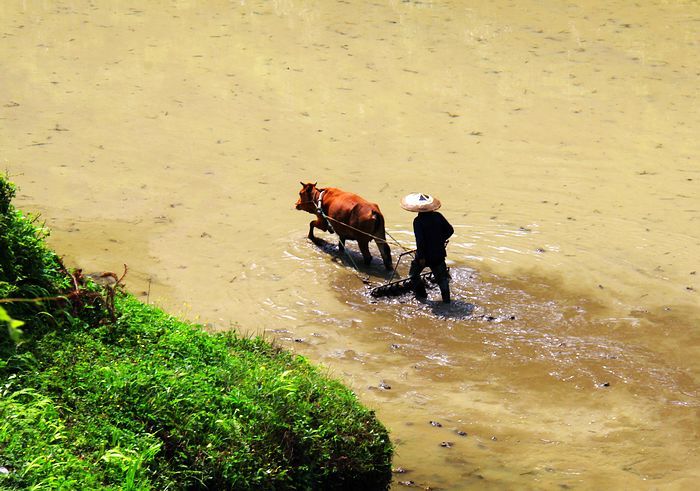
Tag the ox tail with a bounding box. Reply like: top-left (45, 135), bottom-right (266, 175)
top-left (372, 211), bottom-right (393, 270)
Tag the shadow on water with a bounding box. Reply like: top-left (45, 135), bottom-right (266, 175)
top-left (311, 236), bottom-right (484, 322)
top-left (360, 266), bottom-right (506, 322)
top-left (429, 299), bottom-right (476, 319)
top-left (363, 281), bottom-right (478, 320)
top-left (309, 236), bottom-right (395, 281)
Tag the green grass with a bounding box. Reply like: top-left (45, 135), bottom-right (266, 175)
top-left (0, 175), bottom-right (393, 490)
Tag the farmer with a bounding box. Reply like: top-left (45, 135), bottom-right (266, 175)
top-left (401, 193), bottom-right (454, 303)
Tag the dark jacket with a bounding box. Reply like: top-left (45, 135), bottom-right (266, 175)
top-left (413, 211), bottom-right (454, 265)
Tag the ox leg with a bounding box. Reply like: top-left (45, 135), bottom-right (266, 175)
top-left (377, 240), bottom-right (393, 270)
top-left (308, 219), bottom-right (324, 244)
top-left (358, 240), bottom-right (373, 266)
top-left (338, 236), bottom-right (346, 252)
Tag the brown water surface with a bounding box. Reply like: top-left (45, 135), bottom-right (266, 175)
top-left (2, 1), bottom-right (699, 489)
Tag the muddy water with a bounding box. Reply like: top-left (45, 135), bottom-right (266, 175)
top-left (2, 0), bottom-right (699, 488)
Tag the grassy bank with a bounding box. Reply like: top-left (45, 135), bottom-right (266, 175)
top-left (0, 176), bottom-right (392, 490)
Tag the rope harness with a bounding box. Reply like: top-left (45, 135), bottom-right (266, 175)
top-left (315, 190), bottom-right (335, 235)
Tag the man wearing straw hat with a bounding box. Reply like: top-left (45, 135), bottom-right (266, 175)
top-left (401, 193), bottom-right (454, 303)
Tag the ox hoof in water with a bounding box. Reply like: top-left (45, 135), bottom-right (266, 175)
top-left (295, 181), bottom-right (393, 270)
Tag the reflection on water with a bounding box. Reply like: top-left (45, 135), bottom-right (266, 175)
top-left (2, 0), bottom-right (699, 488)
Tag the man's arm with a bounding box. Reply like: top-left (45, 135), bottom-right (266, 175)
top-left (413, 218), bottom-right (426, 262)
top-left (442, 215), bottom-right (454, 241)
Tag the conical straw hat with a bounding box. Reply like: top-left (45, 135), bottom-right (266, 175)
top-left (400, 193), bottom-right (441, 212)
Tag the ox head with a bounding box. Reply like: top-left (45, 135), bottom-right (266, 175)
top-left (295, 181), bottom-right (319, 213)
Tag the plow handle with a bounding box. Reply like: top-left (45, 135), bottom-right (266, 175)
top-left (388, 249), bottom-right (416, 283)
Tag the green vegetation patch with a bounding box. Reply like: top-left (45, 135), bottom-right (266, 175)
top-left (0, 176), bottom-right (392, 490)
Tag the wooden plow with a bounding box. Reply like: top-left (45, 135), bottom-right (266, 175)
top-left (369, 250), bottom-right (440, 298)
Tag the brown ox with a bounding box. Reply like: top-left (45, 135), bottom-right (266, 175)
top-left (295, 182), bottom-right (393, 270)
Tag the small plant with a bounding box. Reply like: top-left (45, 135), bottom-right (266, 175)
top-left (0, 305), bottom-right (23, 343)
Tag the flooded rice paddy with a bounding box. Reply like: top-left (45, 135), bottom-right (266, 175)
top-left (2, 0), bottom-right (699, 489)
